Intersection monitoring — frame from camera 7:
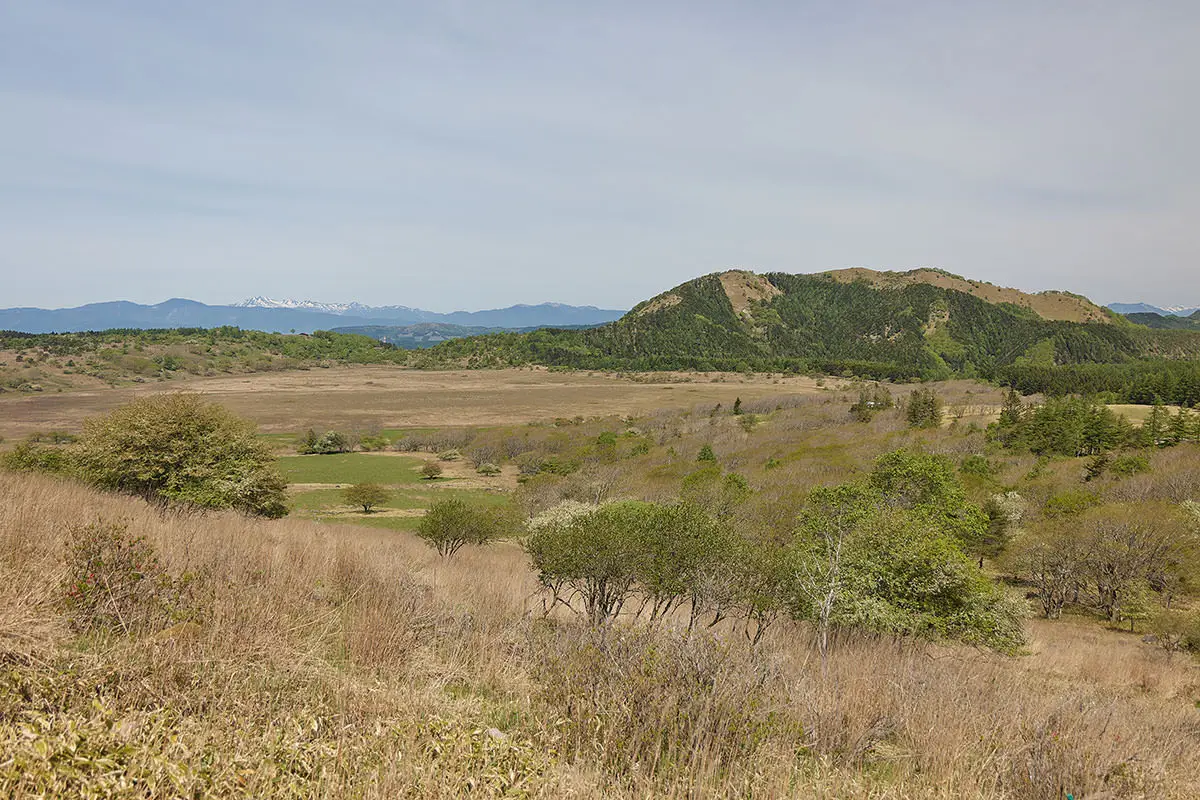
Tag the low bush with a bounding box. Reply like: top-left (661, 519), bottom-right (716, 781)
top-left (60, 520), bottom-right (204, 636)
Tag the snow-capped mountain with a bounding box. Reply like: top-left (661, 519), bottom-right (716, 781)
top-left (234, 296), bottom-right (372, 315)
top-left (1108, 302), bottom-right (1200, 317)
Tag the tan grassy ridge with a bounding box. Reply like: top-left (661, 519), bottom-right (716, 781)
top-left (3, 471), bottom-right (1199, 799)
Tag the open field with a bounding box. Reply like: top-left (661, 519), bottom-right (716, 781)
top-left (277, 452), bottom-right (427, 484)
top-left (0, 366), bottom-right (826, 440)
top-left (1109, 403), bottom-right (1189, 425)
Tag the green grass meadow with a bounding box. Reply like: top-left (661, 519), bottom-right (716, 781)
top-left (276, 453), bottom-right (426, 485)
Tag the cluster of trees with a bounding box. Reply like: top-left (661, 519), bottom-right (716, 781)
top-left (999, 360), bottom-right (1200, 406)
top-left (990, 392), bottom-right (1199, 457)
top-left (0, 327), bottom-right (408, 364)
top-left (299, 429), bottom-right (352, 454)
top-left (522, 450), bottom-right (1024, 654)
top-left (3, 394), bottom-right (288, 517)
top-left (904, 387), bottom-right (943, 428)
top-left (849, 383), bottom-right (894, 422)
top-left (1005, 502), bottom-right (1199, 629)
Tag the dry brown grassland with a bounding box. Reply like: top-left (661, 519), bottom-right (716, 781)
top-left (0, 366), bottom-right (823, 440)
top-left (2, 370), bottom-right (1199, 798)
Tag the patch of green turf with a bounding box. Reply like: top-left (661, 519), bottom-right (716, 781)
top-left (288, 487), bottom-right (429, 512)
top-left (288, 486), bottom-right (510, 516)
top-left (276, 453), bottom-right (427, 485)
top-left (337, 515), bottom-right (423, 532)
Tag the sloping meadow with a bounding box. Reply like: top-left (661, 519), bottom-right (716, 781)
top-left (2, 471), bottom-right (1198, 798)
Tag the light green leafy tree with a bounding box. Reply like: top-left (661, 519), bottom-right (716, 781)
top-left (416, 498), bottom-right (511, 557)
top-left (342, 482), bottom-right (389, 513)
top-left (74, 394), bottom-right (287, 517)
top-left (786, 450), bottom-right (1025, 655)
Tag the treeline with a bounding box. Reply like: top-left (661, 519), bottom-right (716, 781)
top-left (998, 360), bottom-right (1200, 406)
top-left (995, 391), bottom-right (1200, 450)
top-left (1, 327), bottom-right (406, 363)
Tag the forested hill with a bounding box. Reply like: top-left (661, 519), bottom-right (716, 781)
top-left (417, 269), bottom-right (1200, 397)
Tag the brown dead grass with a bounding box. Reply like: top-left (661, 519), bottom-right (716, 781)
top-left (822, 267), bottom-right (1111, 324)
top-left (718, 270), bottom-right (782, 317)
top-left (0, 366), bottom-right (826, 439)
top-left (634, 292), bottom-right (683, 317)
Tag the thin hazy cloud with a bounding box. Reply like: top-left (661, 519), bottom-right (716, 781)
top-left (2, 2), bottom-right (1197, 309)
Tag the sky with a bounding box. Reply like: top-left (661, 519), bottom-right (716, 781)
top-left (2, 1), bottom-right (1198, 311)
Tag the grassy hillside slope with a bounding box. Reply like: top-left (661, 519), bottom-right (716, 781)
top-left (5, 468), bottom-right (1199, 798)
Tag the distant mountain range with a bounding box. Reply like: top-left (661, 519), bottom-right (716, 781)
top-left (1108, 302), bottom-right (1200, 317)
top-left (0, 297), bottom-right (626, 335)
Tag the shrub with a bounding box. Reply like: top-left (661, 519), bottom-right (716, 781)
top-left (416, 498), bottom-right (510, 557)
top-left (342, 483), bottom-right (389, 513)
top-left (357, 434), bottom-right (389, 452)
top-left (60, 520), bottom-right (203, 635)
top-left (697, 444), bottom-right (717, 463)
top-left (1, 441), bottom-right (71, 474)
top-left (73, 394), bottom-right (287, 517)
top-left (476, 462), bottom-right (502, 477)
top-left (525, 502), bottom-right (643, 624)
top-left (437, 449), bottom-right (461, 462)
top-left (1043, 488), bottom-right (1101, 518)
top-left (960, 454), bottom-right (998, 479)
top-left (421, 462), bottom-right (444, 480)
top-left (1110, 453), bottom-right (1151, 478)
top-left (299, 429), bottom-right (352, 454)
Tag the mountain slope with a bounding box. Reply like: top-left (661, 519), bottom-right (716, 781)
top-left (422, 269), bottom-right (1200, 379)
top-left (822, 267), bottom-right (1112, 324)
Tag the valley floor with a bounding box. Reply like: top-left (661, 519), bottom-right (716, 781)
top-left (0, 365), bottom-right (824, 440)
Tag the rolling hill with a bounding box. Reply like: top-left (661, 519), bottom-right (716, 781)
top-left (418, 268), bottom-right (1200, 394)
top-left (1121, 311), bottom-right (1200, 331)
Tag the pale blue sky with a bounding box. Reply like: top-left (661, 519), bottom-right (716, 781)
top-left (2, 2), bottom-right (1198, 310)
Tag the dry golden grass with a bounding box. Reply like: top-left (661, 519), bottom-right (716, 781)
top-left (822, 267), bottom-right (1111, 324)
top-left (3, 472), bottom-right (1198, 798)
